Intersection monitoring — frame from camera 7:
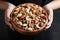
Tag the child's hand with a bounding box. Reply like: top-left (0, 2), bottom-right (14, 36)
top-left (5, 3), bottom-right (16, 31)
top-left (43, 5), bottom-right (53, 30)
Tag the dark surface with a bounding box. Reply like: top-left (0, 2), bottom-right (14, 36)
top-left (0, 8), bottom-right (60, 40)
top-left (5, 0), bottom-right (43, 6)
top-left (4, 0), bottom-right (52, 6)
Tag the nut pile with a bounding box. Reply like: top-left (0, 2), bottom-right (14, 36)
top-left (10, 3), bottom-right (48, 31)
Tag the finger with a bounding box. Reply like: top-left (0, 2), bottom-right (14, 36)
top-left (45, 10), bottom-right (53, 30)
top-left (45, 17), bottom-right (53, 30)
top-left (5, 3), bottom-right (16, 31)
top-left (44, 24), bottom-right (51, 30)
top-left (5, 17), bottom-right (15, 31)
top-left (5, 3), bottom-right (15, 30)
top-left (5, 3), bottom-right (16, 20)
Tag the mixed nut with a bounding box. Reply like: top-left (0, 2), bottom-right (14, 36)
top-left (10, 3), bottom-right (48, 31)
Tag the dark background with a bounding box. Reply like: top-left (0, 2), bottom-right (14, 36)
top-left (0, 0), bottom-right (60, 40)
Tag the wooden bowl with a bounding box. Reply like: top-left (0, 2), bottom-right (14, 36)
top-left (10, 3), bottom-right (48, 35)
